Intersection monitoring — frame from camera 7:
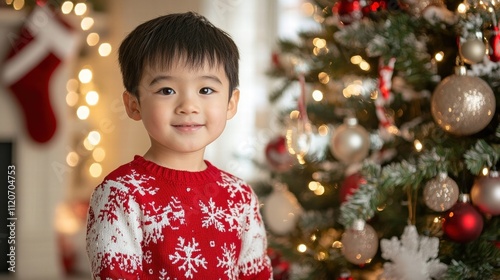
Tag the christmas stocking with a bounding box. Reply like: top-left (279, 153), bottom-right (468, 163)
top-left (2, 5), bottom-right (79, 143)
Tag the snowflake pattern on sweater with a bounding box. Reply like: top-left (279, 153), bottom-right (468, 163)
top-left (86, 156), bottom-right (273, 279)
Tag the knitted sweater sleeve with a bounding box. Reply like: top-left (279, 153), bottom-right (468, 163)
top-left (238, 187), bottom-right (273, 279)
top-left (86, 178), bottom-right (144, 279)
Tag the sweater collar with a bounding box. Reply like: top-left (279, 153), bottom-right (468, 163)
top-left (132, 155), bottom-right (220, 183)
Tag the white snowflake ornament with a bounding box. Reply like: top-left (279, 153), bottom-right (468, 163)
top-left (380, 225), bottom-right (447, 280)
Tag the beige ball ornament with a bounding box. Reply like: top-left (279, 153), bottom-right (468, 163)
top-left (460, 37), bottom-right (486, 64)
top-left (471, 170), bottom-right (500, 215)
top-left (330, 117), bottom-right (370, 164)
top-left (431, 66), bottom-right (495, 136)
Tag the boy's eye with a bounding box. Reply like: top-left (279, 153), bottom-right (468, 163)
top-left (199, 87), bottom-right (214, 95)
top-left (157, 87), bottom-right (175, 95)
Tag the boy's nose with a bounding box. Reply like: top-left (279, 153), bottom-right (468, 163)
top-left (175, 95), bottom-right (199, 114)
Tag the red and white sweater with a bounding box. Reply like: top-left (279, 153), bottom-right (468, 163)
top-left (86, 156), bottom-right (273, 279)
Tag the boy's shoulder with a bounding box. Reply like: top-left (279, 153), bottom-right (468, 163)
top-left (95, 157), bottom-right (153, 189)
top-left (101, 158), bottom-right (140, 181)
top-left (214, 165), bottom-right (256, 192)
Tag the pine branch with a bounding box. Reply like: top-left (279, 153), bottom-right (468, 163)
top-left (464, 140), bottom-right (500, 175)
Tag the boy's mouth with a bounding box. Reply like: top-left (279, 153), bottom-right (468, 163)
top-left (172, 123), bottom-right (204, 131)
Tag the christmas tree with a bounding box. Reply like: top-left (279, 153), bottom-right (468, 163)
top-left (257, 1), bottom-right (500, 279)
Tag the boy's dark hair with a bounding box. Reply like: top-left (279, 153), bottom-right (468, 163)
top-left (118, 12), bottom-right (239, 98)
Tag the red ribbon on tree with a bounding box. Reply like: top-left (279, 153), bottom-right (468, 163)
top-left (375, 57), bottom-right (396, 133)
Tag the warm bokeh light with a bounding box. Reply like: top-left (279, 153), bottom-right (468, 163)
top-left (76, 105), bottom-right (90, 120)
top-left (61, 1), bottom-right (73, 14)
top-left (81, 17), bottom-right (94, 31)
top-left (66, 78), bottom-right (79, 92)
top-left (74, 2), bottom-right (87, 16)
top-left (414, 139), bottom-right (423, 152)
top-left (308, 181), bottom-right (319, 191)
top-left (12, 0), bottom-right (24, 10)
top-left (434, 51), bottom-right (444, 62)
top-left (66, 91), bottom-right (79, 107)
top-left (318, 124), bottom-right (329, 136)
top-left (350, 55), bottom-right (363, 64)
top-left (312, 89), bottom-right (323, 101)
top-left (92, 147), bottom-right (106, 162)
top-left (318, 72), bottom-right (329, 84)
top-left (85, 90), bottom-right (99, 106)
top-left (98, 43), bottom-right (112, 57)
top-left (313, 38), bottom-right (326, 48)
top-left (301, 2), bottom-right (315, 17)
top-left (289, 110), bottom-right (300, 119)
top-left (86, 32), bottom-right (100, 46)
top-left (89, 163), bottom-right (102, 178)
top-left (482, 167), bottom-right (489, 176)
top-left (314, 184), bottom-right (325, 195)
top-left (297, 244), bottom-right (307, 253)
top-left (87, 131), bottom-right (101, 145)
top-left (83, 138), bottom-right (95, 151)
top-left (78, 68), bottom-right (93, 83)
top-left (457, 3), bottom-right (467, 13)
top-left (66, 151), bottom-right (79, 167)
top-left (359, 61), bottom-right (371, 71)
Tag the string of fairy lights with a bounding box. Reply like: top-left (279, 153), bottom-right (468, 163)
top-left (281, 0), bottom-right (496, 204)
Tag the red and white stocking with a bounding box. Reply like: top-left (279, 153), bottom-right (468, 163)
top-left (2, 5), bottom-right (79, 143)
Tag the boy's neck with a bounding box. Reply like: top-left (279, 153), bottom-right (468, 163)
top-left (143, 148), bottom-right (207, 172)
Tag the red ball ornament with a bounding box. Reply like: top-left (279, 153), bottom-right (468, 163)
top-left (442, 194), bottom-right (484, 243)
top-left (265, 136), bottom-right (294, 172)
top-left (340, 173), bottom-right (366, 203)
top-left (267, 248), bottom-right (290, 280)
top-left (489, 26), bottom-right (500, 62)
top-left (333, 0), bottom-right (363, 25)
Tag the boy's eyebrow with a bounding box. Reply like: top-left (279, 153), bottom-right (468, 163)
top-left (149, 74), bottom-right (223, 86)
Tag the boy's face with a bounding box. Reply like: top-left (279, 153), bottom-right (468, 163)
top-left (123, 57), bottom-right (239, 160)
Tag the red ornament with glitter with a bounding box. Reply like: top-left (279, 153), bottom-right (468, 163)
top-left (265, 136), bottom-right (295, 172)
top-left (267, 248), bottom-right (290, 280)
top-left (442, 194), bottom-right (484, 243)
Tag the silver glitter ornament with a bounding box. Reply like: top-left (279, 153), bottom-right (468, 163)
top-left (471, 170), bottom-right (500, 215)
top-left (431, 66), bottom-right (495, 136)
top-left (341, 220), bottom-right (378, 265)
top-left (423, 172), bottom-right (459, 212)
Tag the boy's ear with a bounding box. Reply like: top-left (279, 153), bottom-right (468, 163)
top-left (123, 91), bottom-right (142, 121)
top-left (226, 89), bottom-right (240, 120)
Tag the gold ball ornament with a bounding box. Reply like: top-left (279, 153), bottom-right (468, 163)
top-left (423, 172), bottom-right (459, 212)
top-left (431, 66), bottom-right (495, 136)
top-left (341, 220), bottom-right (378, 265)
top-left (460, 37), bottom-right (486, 64)
top-left (471, 170), bottom-right (500, 215)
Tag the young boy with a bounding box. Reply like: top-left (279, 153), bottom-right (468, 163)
top-left (86, 12), bottom-right (273, 279)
